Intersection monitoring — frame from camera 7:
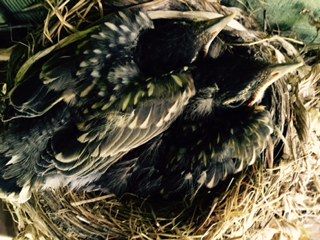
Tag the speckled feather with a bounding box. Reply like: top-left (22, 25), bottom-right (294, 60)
top-left (94, 47), bottom-right (301, 200)
top-left (0, 10), bottom-right (197, 201)
top-left (126, 106), bottom-right (273, 199)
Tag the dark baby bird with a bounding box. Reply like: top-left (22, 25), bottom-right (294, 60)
top-left (94, 47), bottom-right (303, 200)
top-left (0, 10), bottom-right (235, 202)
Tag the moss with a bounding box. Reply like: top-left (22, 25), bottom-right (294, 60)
top-left (223, 0), bottom-right (320, 43)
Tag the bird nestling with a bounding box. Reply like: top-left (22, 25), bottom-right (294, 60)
top-left (0, 10), bottom-right (235, 202)
top-left (94, 46), bottom-right (303, 201)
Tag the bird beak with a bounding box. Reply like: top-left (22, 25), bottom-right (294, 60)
top-left (248, 62), bottom-right (304, 106)
top-left (200, 13), bottom-right (237, 55)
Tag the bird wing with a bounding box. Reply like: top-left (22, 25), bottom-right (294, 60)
top-left (46, 73), bottom-right (195, 182)
top-left (124, 106), bottom-right (273, 199)
top-left (175, 107), bottom-right (274, 198)
top-left (1, 73), bottom-right (194, 196)
top-left (4, 10), bottom-right (154, 121)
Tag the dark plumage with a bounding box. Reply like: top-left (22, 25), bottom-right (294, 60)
top-left (135, 14), bottom-right (236, 75)
top-left (0, 10), bottom-right (233, 202)
top-left (94, 47), bottom-right (302, 200)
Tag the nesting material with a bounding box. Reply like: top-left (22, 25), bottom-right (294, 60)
top-left (1, 0), bottom-right (320, 239)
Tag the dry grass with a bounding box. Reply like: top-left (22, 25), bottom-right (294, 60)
top-left (42, 0), bottom-right (104, 43)
top-left (7, 121), bottom-right (320, 239)
top-left (41, 0), bottom-right (169, 44)
top-left (0, 0), bottom-right (320, 239)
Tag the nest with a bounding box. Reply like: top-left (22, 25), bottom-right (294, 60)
top-left (1, 0), bottom-right (320, 239)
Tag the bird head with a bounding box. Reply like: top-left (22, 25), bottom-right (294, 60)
top-left (189, 54), bottom-right (303, 118)
top-left (222, 62), bottom-right (304, 108)
top-left (254, 62), bottom-right (304, 105)
top-left (134, 13), bottom-right (236, 76)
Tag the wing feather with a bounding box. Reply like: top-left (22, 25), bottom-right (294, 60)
top-left (48, 77), bottom-right (194, 181)
top-left (0, 11), bottom-right (195, 195)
